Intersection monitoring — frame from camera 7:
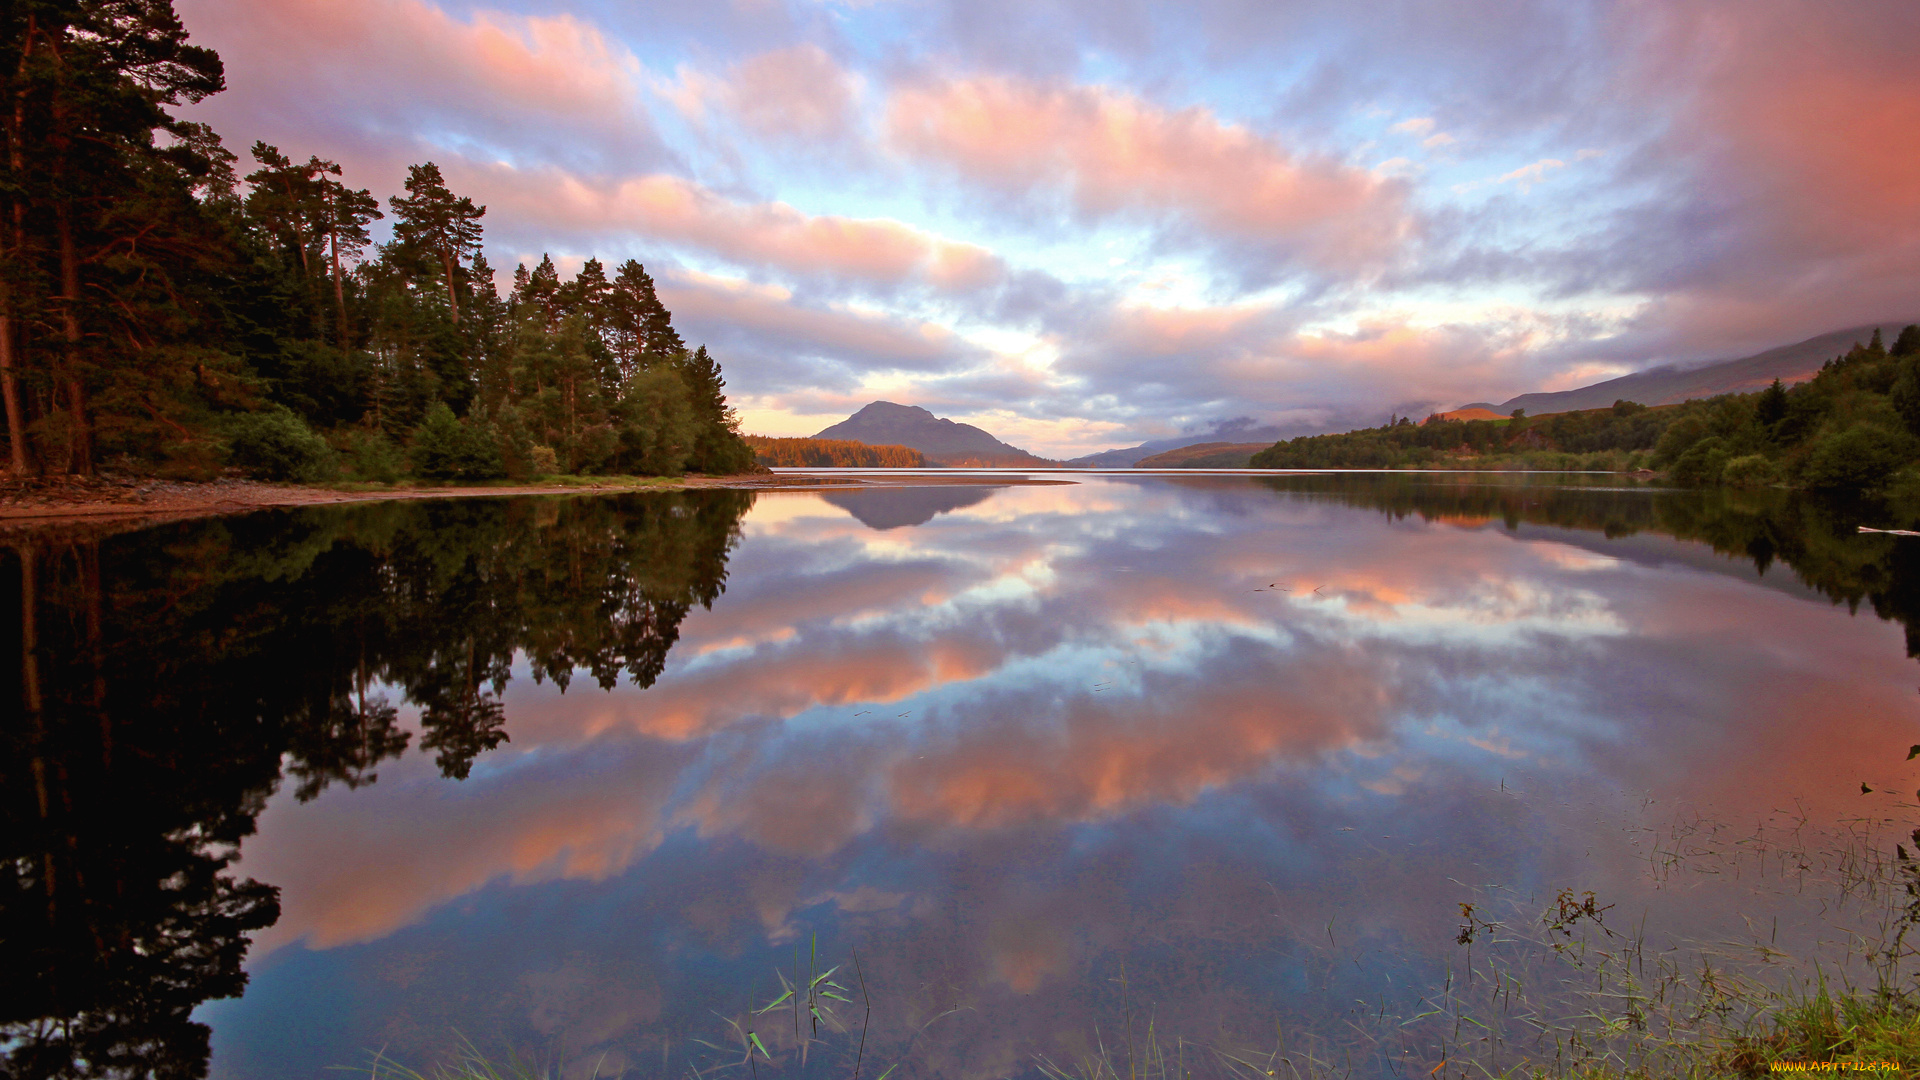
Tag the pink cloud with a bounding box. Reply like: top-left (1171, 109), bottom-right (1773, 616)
top-left (677, 44), bottom-right (863, 142)
top-left (659, 271), bottom-right (978, 372)
top-left (886, 75), bottom-right (1414, 274)
top-left (1601, 0), bottom-right (1920, 353)
top-left (456, 163), bottom-right (1006, 294)
top-left (177, 0), bottom-right (659, 160)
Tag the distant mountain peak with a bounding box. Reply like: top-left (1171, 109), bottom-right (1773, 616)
top-left (814, 401), bottom-right (1055, 466)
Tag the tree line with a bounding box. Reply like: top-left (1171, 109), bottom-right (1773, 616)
top-left (0, 2), bottom-right (755, 484)
top-left (744, 435), bottom-right (927, 468)
top-left (1250, 326), bottom-right (1920, 493)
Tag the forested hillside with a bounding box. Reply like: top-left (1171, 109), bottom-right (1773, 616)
top-left (744, 436), bottom-right (927, 468)
top-left (0, 3), bottom-right (753, 484)
top-left (1251, 327), bottom-right (1920, 493)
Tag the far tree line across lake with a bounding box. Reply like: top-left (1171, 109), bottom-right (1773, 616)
top-left (1251, 326), bottom-right (1920, 493)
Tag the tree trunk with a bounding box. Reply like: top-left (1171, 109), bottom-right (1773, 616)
top-left (53, 201), bottom-right (93, 476)
top-left (0, 306), bottom-right (30, 477)
top-left (4, 28), bottom-right (35, 476)
top-left (441, 247), bottom-right (460, 326)
top-left (329, 211), bottom-right (350, 353)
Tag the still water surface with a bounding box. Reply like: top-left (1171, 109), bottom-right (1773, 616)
top-left (8, 473), bottom-right (1920, 1078)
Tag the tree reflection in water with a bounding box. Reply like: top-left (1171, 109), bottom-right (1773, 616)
top-left (1251, 473), bottom-right (1920, 659)
top-left (0, 491), bottom-right (752, 1079)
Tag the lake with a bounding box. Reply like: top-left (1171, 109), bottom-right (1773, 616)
top-left (6, 472), bottom-right (1920, 1079)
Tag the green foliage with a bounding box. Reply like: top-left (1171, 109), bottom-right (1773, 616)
top-left (1251, 326), bottom-right (1920, 494)
top-left (611, 365), bottom-right (697, 476)
top-left (344, 430), bottom-right (404, 484)
top-left (1668, 435), bottom-right (1730, 486)
top-left (223, 406), bottom-right (336, 481)
top-left (1721, 453), bottom-right (1778, 488)
top-left (408, 402), bottom-right (504, 480)
top-left (0, 2), bottom-right (754, 483)
top-left (1800, 425), bottom-right (1912, 491)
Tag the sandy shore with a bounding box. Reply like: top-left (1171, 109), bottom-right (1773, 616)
top-left (0, 470), bottom-right (1074, 529)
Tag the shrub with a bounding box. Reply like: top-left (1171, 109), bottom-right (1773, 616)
top-left (1720, 453), bottom-right (1779, 488)
top-left (409, 402), bottom-right (505, 480)
top-left (1799, 424), bottom-right (1913, 491)
top-left (1668, 436), bottom-right (1730, 486)
top-left (223, 407), bottom-right (334, 482)
top-left (345, 431), bottom-right (404, 484)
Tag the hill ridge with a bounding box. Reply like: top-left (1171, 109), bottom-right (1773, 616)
top-left (1492, 321), bottom-right (1918, 415)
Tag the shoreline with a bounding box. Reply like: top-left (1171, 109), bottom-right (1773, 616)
top-left (0, 470), bottom-right (1080, 530)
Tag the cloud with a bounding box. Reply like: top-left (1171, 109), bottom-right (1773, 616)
top-left (457, 163), bottom-right (1007, 295)
top-left (177, 0), bottom-right (670, 175)
top-left (1593, 0), bottom-right (1920, 352)
top-left (673, 44), bottom-right (864, 143)
top-left (885, 75), bottom-right (1416, 279)
top-left (1496, 158), bottom-right (1566, 192)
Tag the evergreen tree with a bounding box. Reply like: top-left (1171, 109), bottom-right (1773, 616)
top-left (1893, 324), bottom-right (1920, 359)
top-left (0, 0), bottom-right (225, 475)
top-left (387, 162), bottom-right (484, 326)
top-left (681, 344), bottom-right (753, 473)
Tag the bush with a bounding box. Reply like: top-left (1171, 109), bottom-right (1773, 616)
top-left (223, 407), bottom-right (335, 481)
top-left (1720, 453), bottom-right (1779, 488)
top-left (409, 402), bottom-right (505, 480)
top-left (344, 431), bottom-right (404, 483)
top-left (1668, 435), bottom-right (1730, 486)
top-left (1799, 424), bottom-right (1913, 491)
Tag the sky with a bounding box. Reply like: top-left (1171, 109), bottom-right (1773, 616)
top-left (174, 0), bottom-right (1920, 458)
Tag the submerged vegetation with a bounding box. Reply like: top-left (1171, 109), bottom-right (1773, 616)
top-left (0, 6), bottom-right (754, 485)
top-left (1251, 326), bottom-right (1920, 495)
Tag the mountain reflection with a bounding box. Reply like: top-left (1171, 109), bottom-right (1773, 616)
top-left (0, 492), bottom-right (751, 1079)
top-left (6, 476), bottom-right (1919, 1080)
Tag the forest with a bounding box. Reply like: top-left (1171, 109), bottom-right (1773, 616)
top-left (1251, 327), bottom-right (1920, 492)
top-left (0, 3), bottom-right (755, 485)
top-left (744, 435), bottom-right (927, 468)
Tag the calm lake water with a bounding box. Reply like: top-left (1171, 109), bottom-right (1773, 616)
top-left (7, 473), bottom-right (1920, 1079)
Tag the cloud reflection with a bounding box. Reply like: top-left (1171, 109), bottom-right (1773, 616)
top-left (217, 479), bottom-right (1920, 1078)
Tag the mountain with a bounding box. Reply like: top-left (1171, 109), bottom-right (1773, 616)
top-left (1495, 322), bottom-right (1917, 416)
top-left (1067, 419), bottom-right (1301, 467)
top-left (813, 402), bottom-right (1056, 467)
top-left (1132, 442), bottom-right (1272, 468)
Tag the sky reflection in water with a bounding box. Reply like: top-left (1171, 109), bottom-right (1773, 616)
top-left (202, 476), bottom-right (1920, 1078)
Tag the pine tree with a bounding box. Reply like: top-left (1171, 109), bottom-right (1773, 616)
top-left (317, 167), bottom-right (381, 352)
top-left (388, 162), bottom-right (484, 325)
top-left (680, 344), bottom-right (753, 473)
top-left (514, 254), bottom-right (562, 329)
top-left (1893, 325), bottom-right (1920, 359)
top-left (1, 0), bottom-right (224, 475)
